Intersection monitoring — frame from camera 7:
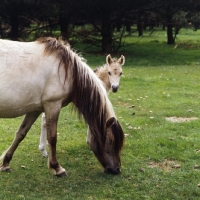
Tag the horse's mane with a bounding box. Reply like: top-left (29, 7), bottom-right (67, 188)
top-left (37, 37), bottom-right (70, 79)
top-left (37, 37), bottom-right (124, 155)
top-left (37, 37), bottom-right (85, 81)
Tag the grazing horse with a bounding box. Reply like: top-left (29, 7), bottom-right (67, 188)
top-left (0, 37), bottom-right (124, 176)
top-left (39, 54), bottom-right (125, 156)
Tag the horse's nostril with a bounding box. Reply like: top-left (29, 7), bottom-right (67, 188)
top-left (116, 167), bottom-right (121, 173)
top-left (112, 86), bottom-right (118, 93)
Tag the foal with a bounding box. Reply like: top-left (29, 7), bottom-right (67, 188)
top-left (39, 54), bottom-right (125, 156)
top-left (94, 54), bottom-right (125, 93)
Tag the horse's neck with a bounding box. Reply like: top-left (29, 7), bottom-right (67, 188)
top-left (95, 65), bottom-right (110, 93)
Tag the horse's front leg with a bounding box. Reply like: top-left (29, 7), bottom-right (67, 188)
top-left (45, 104), bottom-right (67, 177)
top-left (39, 113), bottom-right (48, 157)
top-left (0, 112), bottom-right (40, 172)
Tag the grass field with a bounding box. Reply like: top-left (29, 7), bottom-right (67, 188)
top-left (0, 28), bottom-right (200, 199)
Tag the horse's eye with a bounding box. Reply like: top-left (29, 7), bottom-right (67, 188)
top-left (120, 72), bottom-right (123, 76)
top-left (108, 72), bottom-right (111, 75)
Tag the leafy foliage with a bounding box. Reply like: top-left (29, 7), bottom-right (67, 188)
top-left (0, 0), bottom-right (199, 52)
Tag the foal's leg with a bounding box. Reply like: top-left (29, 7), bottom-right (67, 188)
top-left (45, 104), bottom-right (67, 177)
top-left (39, 113), bottom-right (48, 157)
top-left (0, 112), bottom-right (40, 172)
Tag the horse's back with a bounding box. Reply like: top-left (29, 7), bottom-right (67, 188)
top-left (0, 39), bottom-right (67, 118)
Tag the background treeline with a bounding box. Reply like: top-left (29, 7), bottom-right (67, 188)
top-left (0, 0), bottom-right (200, 53)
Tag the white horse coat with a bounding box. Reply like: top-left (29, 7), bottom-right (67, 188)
top-left (0, 38), bottom-right (124, 176)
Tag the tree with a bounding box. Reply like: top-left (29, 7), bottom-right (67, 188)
top-left (78, 0), bottom-right (149, 53)
top-left (152, 0), bottom-right (192, 44)
top-left (0, 0), bottom-right (39, 40)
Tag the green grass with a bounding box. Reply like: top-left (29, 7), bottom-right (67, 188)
top-left (1, 28), bottom-right (200, 199)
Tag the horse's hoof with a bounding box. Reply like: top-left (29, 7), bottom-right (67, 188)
top-left (39, 149), bottom-right (48, 157)
top-left (42, 154), bottom-right (48, 158)
top-left (56, 171), bottom-right (68, 177)
top-left (0, 166), bottom-right (11, 172)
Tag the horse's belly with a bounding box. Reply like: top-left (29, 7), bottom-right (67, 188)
top-left (0, 82), bottom-right (43, 118)
top-left (0, 96), bottom-right (42, 118)
top-left (0, 106), bottom-right (42, 118)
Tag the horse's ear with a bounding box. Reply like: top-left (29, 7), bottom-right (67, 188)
top-left (118, 55), bottom-right (125, 66)
top-left (106, 54), bottom-right (112, 65)
top-left (106, 117), bottom-right (116, 128)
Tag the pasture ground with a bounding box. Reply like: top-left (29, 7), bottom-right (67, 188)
top-left (0, 28), bottom-right (200, 199)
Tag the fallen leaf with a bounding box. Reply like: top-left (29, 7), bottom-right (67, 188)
top-left (172, 164), bottom-right (181, 168)
top-left (139, 168), bottom-right (145, 172)
top-left (128, 105), bottom-right (135, 108)
top-left (194, 165), bottom-right (199, 169)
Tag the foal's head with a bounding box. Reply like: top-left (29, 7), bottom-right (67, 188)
top-left (106, 54), bottom-right (125, 93)
top-left (89, 117), bottom-right (124, 174)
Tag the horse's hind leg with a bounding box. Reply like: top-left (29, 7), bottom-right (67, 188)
top-left (39, 113), bottom-right (48, 157)
top-left (0, 112), bottom-right (40, 172)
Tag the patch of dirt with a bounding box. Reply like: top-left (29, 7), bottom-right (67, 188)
top-left (148, 159), bottom-right (180, 172)
top-left (165, 117), bottom-right (198, 123)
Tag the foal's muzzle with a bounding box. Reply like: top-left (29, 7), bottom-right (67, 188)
top-left (111, 85), bottom-right (119, 93)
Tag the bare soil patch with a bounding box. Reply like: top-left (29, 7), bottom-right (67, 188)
top-left (165, 117), bottom-right (198, 123)
top-left (148, 159), bottom-right (180, 172)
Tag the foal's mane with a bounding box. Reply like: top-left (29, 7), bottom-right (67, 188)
top-left (37, 37), bottom-right (124, 155)
top-left (94, 64), bottom-right (106, 73)
top-left (93, 57), bottom-right (119, 73)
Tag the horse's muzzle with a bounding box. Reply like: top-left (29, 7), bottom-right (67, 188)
top-left (104, 167), bottom-right (121, 175)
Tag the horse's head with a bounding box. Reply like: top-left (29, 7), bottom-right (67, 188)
top-left (89, 117), bottom-right (124, 174)
top-left (106, 54), bottom-right (125, 93)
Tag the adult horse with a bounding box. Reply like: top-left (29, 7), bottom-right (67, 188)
top-left (0, 37), bottom-right (124, 176)
top-left (39, 54), bottom-right (125, 156)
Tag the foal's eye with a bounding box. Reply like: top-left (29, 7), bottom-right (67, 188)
top-left (108, 72), bottom-right (111, 75)
top-left (120, 72), bottom-right (123, 76)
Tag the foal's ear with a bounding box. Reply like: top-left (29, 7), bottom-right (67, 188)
top-left (106, 117), bottom-right (116, 128)
top-left (106, 54), bottom-right (112, 65)
top-left (118, 55), bottom-right (125, 66)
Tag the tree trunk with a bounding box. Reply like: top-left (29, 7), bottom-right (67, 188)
top-left (116, 22), bottom-right (121, 32)
top-left (59, 16), bottom-right (70, 40)
top-left (125, 22), bottom-right (131, 32)
top-left (137, 22), bottom-right (143, 36)
top-left (102, 31), bottom-right (112, 53)
top-left (10, 11), bottom-right (19, 40)
top-left (101, 14), bottom-right (112, 53)
top-left (166, 14), bottom-right (174, 44)
top-left (137, 15), bottom-right (143, 36)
